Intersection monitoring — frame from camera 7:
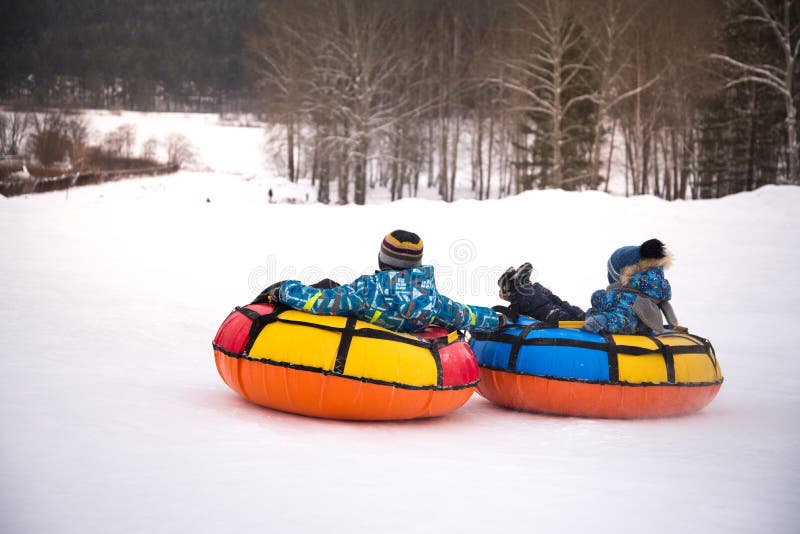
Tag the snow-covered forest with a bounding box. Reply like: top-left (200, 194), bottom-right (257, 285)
top-left (2, 0), bottom-right (799, 203)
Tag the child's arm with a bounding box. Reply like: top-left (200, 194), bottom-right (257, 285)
top-left (632, 297), bottom-right (667, 334)
top-left (583, 309), bottom-right (639, 334)
top-left (431, 294), bottom-right (501, 333)
top-left (660, 301), bottom-right (679, 328)
top-left (279, 280), bottom-right (365, 316)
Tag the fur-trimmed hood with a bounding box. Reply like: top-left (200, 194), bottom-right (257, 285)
top-left (607, 239), bottom-right (672, 285)
top-left (617, 251), bottom-right (673, 286)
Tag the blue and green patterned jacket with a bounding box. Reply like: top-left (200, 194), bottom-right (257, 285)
top-left (279, 265), bottom-right (500, 333)
top-left (586, 266), bottom-right (672, 334)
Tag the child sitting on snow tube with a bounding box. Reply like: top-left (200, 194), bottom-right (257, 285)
top-left (498, 239), bottom-right (679, 335)
top-left (253, 229), bottom-right (511, 334)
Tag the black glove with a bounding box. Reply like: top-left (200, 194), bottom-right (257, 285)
top-left (311, 278), bottom-right (340, 290)
top-left (251, 280), bottom-right (285, 305)
top-left (492, 303), bottom-right (520, 328)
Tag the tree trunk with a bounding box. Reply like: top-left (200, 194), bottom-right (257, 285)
top-left (427, 120), bottom-right (435, 188)
top-left (438, 115), bottom-right (449, 200)
top-left (336, 122), bottom-right (350, 204)
top-left (604, 119), bottom-right (617, 193)
top-left (391, 132), bottom-right (401, 201)
top-left (354, 136), bottom-right (369, 205)
top-left (785, 95), bottom-right (798, 184)
top-left (449, 114), bottom-right (460, 202)
top-left (552, 72), bottom-right (563, 189)
top-left (670, 129), bottom-right (680, 201)
top-left (661, 132), bottom-right (675, 200)
top-left (317, 141), bottom-right (330, 204)
top-left (287, 119), bottom-right (296, 182)
top-left (747, 85), bottom-right (758, 191)
top-left (641, 130), bottom-right (650, 195)
top-left (486, 112), bottom-right (495, 199)
top-left (623, 125), bottom-right (633, 197)
top-left (337, 158), bottom-right (349, 205)
top-left (589, 102), bottom-right (608, 190)
top-left (680, 120), bottom-right (693, 200)
top-left (474, 112), bottom-right (484, 199)
top-left (652, 133), bottom-right (661, 198)
top-left (783, 0), bottom-right (799, 184)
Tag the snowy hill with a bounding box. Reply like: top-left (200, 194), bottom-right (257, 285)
top-left (69, 108), bottom-right (634, 202)
top-left (1, 168), bottom-right (798, 532)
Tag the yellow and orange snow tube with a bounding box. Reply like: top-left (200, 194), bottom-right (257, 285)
top-left (213, 303), bottom-right (479, 420)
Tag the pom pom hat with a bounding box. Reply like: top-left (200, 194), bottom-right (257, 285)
top-left (607, 239), bottom-right (671, 284)
top-left (378, 230), bottom-right (424, 271)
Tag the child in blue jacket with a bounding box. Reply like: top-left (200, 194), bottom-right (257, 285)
top-left (498, 239), bottom-right (678, 335)
top-left (256, 230), bottom-right (505, 334)
top-left (582, 239), bottom-right (678, 334)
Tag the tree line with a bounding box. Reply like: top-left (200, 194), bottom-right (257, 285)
top-left (0, 0), bottom-right (258, 112)
top-left (1, 0), bottom-right (798, 202)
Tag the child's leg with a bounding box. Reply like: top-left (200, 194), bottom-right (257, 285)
top-left (532, 283), bottom-right (585, 320)
top-left (509, 282), bottom-right (585, 322)
top-left (549, 300), bottom-right (585, 321)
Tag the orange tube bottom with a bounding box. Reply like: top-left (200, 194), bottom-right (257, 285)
top-left (215, 350), bottom-right (475, 421)
top-left (478, 367), bottom-right (722, 419)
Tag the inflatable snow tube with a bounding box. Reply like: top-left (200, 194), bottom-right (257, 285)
top-left (213, 303), bottom-right (479, 420)
top-left (469, 318), bottom-right (723, 418)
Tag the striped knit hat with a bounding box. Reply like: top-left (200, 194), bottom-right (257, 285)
top-left (378, 230), bottom-right (424, 271)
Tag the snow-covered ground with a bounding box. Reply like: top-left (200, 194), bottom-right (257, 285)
top-left (1, 110), bottom-right (798, 533)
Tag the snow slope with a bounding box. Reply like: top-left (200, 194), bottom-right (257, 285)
top-left (1, 174), bottom-right (798, 533)
top-left (72, 108), bottom-right (575, 202)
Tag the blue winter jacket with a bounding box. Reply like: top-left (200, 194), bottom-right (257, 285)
top-left (585, 266), bottom-right (672, 334)
top-left (279, 265), bottom-right (500, 333)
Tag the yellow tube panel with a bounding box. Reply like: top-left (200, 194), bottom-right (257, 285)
top-left (278, 310), bottom-right (348, 329)
top-left (245, 310), bottom-right (440, 384)
top-left (613, 334), bottom-right (660, 351)
top-left (660, 334), bottom-right (701, 347)
top-left (674, 353), bottom-right (719, 383)
top-left (613, 332), bottom-right (719, 384)
top-left (249, 322), bottom-right (340, 371)
top-left (617, 354), bottom-right (669, 383)
top-left (345, 337), bottom-right (437, 386)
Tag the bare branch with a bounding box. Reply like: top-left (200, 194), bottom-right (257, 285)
top-left (723, 76), bottom-right (790, 96)
top-left (748, 0), bottom-right (789, 50)
top-left (608, 75), bottom-right (661, 108)
top-left (710, 53), bottom-right (786, 88)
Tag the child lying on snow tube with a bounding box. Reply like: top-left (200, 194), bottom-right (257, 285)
top-left (252, 229), bottom-right (513, 334)
top-left (497, 239), bottom-right (679, 335)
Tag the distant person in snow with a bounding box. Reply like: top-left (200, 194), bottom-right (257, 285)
top-left (252, 230), bottom-right (510, 334)
top-left (268, 188), bottom-right (273, 203)
top-left (498, 239), bottom-right (679, 335)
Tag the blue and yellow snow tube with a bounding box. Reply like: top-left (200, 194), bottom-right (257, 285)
top-left (469, 318), bottom-right (723, 418)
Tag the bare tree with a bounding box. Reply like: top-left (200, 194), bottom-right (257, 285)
top-left (165, 133), bottom-right (196, 167)
top-left (103, 124), bottom-right (136, 158)
top-left (26, 112), bottom-right (87, 166)
top-left (247, 1), bottom-right (315, 183)
top-left (0, 110), bottom-right (31, 156)
top-left (711, 0), bottom-right (800, 184)
top-left (579, 0), bottom-right (660, 189)
top-left (499, 0), bottom-right (594, 189)
top-left (141, 137), bottom-right (159, 161)
top-left (298, 0), bottom-right (412, 204)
